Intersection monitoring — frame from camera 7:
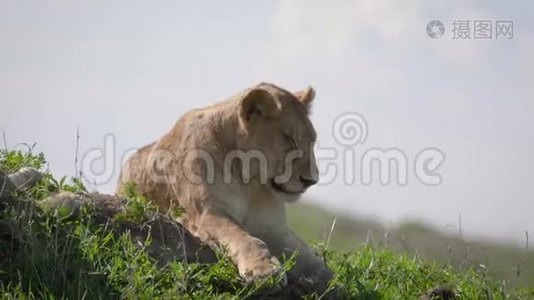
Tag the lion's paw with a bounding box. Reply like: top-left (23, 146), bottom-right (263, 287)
top-left (239, 255), bottom-right (287, 286)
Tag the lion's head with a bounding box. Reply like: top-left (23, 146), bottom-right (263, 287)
top-left (235, 82), bottom-right (319, 202)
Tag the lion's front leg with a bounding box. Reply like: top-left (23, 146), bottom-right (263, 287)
top-left (184, 212), bottom-right (284, 284)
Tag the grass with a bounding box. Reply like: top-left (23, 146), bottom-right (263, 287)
top-left (1, 148), bottom-right (534, 299)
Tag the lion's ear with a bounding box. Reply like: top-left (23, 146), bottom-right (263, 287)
top-left (239, 88), bottom-right (280, 121)
top-left (294, 86), bottom-right (315, 106)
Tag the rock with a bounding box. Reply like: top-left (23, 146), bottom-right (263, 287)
top-left (0, 169), bottom-right (17, 200)
top-left (7, 167), bottom-right (42, 191)
top-left (1, 167), bottom-right (43, 202)
top-left (39, 191), bottom-right (86, 218)
top-left (420, 286), bottom-right (456, 300)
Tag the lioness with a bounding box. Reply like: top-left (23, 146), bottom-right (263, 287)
top-left (116, 82), bottom-right (332, 287)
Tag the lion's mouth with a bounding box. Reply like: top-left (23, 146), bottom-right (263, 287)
top-left (270, 179), bottom-right (303, 195)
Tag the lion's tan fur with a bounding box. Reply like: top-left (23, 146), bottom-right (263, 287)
top-left (116, 82), bottom-right (332, 285)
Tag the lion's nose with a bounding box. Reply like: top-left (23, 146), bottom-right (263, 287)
top-left (300, 176), bottom-right (318, 188)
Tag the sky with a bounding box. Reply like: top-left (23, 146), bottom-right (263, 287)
top-left (1, 0), bottom-right (533, 243)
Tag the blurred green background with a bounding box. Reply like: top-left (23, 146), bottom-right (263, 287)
top-left (288, 202), bottom-right (534, 288)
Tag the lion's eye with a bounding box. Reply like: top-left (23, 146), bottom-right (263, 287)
top-left (285, 135), bottom-right (298, 150)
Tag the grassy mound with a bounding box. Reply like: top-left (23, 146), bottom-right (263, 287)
top-left (1, 148), bottom-right (533, 299)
